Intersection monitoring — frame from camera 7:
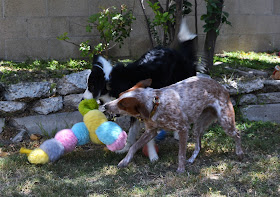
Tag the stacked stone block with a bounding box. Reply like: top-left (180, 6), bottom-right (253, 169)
top-left (1, 68), bottom-right (280, 137)
top-left (0, 70), bottom-right (90, 135)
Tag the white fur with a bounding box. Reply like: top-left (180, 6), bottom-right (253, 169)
top-left (83, 73), bottom-right (94, 99)
top-left (99, 93), bottom-right (115, 104)
top-left (178, 17), bottom-right (197, 42)
top-left (147, 139), bottom-right (159, 162)
top-left (83, 88), bottom-right (94, 99)
top-left (212, 99), bottom-right (222, 117)
top-left (83, 71), bottom-right (93, 99)
top-left (97, 56), bottom-right (113, 80)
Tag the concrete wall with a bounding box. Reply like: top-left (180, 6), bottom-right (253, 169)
top-left (0, 0), bottom-right (279, 61)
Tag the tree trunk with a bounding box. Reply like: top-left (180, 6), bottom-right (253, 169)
top-left (170, 0), bottom-right (183, 49)
top-left (204, 0), bottom-right (224, 71)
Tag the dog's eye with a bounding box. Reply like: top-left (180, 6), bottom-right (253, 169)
top-left (98, 100), bottom-right (104, 105)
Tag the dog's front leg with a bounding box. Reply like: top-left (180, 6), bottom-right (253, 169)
top-left (118, 129), bottom-right (158, 168)
top-left (116, 117), bottom-right (141, 154)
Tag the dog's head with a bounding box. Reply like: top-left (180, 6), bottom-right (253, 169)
top-left (83, 55), bottom-right (113, 102)
top-left (104, 79), bottom-right (152, 119)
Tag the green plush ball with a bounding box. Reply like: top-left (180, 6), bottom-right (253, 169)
top-left (78, 99), bottom-right (99, 116)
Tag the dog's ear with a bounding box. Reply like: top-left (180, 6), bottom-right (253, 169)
top-left (134, 79), bottom-right (152, 88)
top-left (128, 79), bottom-right (152, 92)
top-left (117, 97), bottom-right (150, 119)
top-left (119, 79), bottom-right (152, 97)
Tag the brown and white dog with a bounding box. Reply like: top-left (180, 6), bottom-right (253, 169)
top-left (104, 76), bottom-right (244, 173)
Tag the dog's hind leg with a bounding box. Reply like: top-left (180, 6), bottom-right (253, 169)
top-left (177, 127), bottom-right (189, 173)
top-left (147, 139), bottom-right (159, 162)
top-left (217, 102), bottom-right (244, 160)
top-left (187, 108), bottom-right (217, 164)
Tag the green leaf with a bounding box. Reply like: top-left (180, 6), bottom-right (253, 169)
top-left (211, 2), bottom-right (217, 9)
top-left (223, 11), bottom-right (229, 18)
top-left (57, 32), bottom-right (69, 41)
top-left (88, 14), bottom-right (99, 23)
top-left (203, 25), bottom-right (212, 33)
top-left (86, 25), bottom-right (92, 33)
top-left (201, 14), bottom-right (207, 20)
top-left (226, 21), bottom-right (232, 26)
top-left (163, 12), bottom-right (169, 17)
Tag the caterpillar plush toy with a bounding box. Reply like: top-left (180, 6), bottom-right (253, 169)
top-left (20, 99), bottom-right (127, 164)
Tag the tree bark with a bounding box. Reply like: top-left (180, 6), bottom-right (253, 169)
top-left (139, 0), bottom-right (154, 48)
top-left (170, 0), bottom-right (183, 49)
top-left (204, 0), bottom-right (224, 71)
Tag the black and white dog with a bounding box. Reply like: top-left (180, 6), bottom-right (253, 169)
top-left (83, 18), bottom-right (198, 161)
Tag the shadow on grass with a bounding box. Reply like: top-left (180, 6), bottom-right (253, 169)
top-left (211, 52), bottom-right (279, 78)
top-left (1, 120), bottom-right (280, 196)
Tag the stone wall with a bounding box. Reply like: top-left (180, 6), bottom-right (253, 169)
top-left (220, 70), bottom-right (280, 124)
top-left (0, 69), bottom-right (131, 141)
top-left (0, 70), bottom-right (90, 137)
top-left (0, 0), bottom-right (280, 61)
top-left (1, 68), bottom-right (280, 141)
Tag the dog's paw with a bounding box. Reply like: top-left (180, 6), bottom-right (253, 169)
top-left (176, 167), bottom-right (185, 174)
top-left (186, 158), bottom-right (195, 164)
top-left (173, 131), bottom-right (179, 140)
top-left (115, 144), bottom-right (131, 154)
top-left (237, 152), bottom-right (245, 161)
top-left (118, 159), bottom-right (129, 168)
top-left (149, 154), bottom-right (159, 162)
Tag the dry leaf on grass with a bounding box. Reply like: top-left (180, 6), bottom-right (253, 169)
top-left (30, 134), bottom-right (42, 141)
top-left (0, 148), bottom-right (9, 157)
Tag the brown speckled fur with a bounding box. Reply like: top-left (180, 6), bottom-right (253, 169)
top-left (105, 76), bottom-right (244, 173)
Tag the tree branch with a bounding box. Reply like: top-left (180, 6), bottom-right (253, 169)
top-left (170, 0), bottom-right (183, 48)
top-left (149, 0), bottom-right (165, 12)
top-left (139, 0), bottom-right (154, 48)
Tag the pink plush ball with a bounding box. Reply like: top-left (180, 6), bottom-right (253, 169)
top-left (54, 129), bottom-right (78, 153)
top-left (106, 131), bottom-right (127, 151)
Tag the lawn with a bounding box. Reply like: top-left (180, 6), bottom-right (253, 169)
top-left (1, 120), bottom-right (279, 196)
top-left (1, 51), bottom-right (280, 196)
top-left (0, 59), bottom-right (91, 84)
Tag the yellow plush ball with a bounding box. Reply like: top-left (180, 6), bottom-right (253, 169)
top-left (84, 110), bottom-right (107, 144)
top-left (28, 148), bottom-right (49, 164)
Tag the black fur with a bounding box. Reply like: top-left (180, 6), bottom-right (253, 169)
top-left (87, 65), bottom-right (107, 98)
top-left (88, 38), bottom-right (197, 99)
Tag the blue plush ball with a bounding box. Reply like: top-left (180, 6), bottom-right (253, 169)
top-left (155, 130), bottom-right (167, 143)
top-left (40, 138), bottom-right (65, 162)
top-left (72, 122), bottom-right (90, 146)
top-left (96, 121), bottom-right (122, 145)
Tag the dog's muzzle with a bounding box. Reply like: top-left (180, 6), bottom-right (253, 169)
top-left (103, 104), bottom-right (120, 120)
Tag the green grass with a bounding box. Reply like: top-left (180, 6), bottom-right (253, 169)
top-left (1, 120), bottom-right (280, 196)
top-left (1, 51), bottom-right (279, 84)
top-left (1, 51), bottom-right (280, 196)
top-left (0, 59), bottom-right (91, 84)
top-left (211, 51), bottom-right (280, 78)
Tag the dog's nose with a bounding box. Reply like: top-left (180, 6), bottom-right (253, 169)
top-left (104, 104), bottom-right (108, 110)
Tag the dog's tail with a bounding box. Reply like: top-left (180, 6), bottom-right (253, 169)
top-left (177, 17), bottom-right (207, 74)
top-left (178, 17), bottom-right (197, 63)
